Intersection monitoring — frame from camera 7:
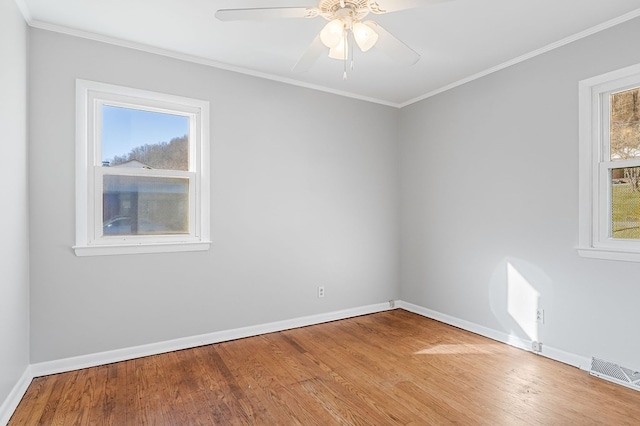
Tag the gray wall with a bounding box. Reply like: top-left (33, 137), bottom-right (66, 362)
top-left (0, 0), bottom-right (30, 406)
top-left (28, 29), bottom-right (399, 363)
top-left (399, 17), bottom-right (640, 369)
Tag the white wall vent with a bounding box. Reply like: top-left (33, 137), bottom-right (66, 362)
top-left (590, 357), bottom-right (640, 392)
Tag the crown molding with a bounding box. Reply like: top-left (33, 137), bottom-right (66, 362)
top-left (27, 20), bottom-right (399, 108)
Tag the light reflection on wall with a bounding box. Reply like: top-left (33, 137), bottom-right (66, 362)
top-left (489, 258), bottom-right (553, 345)
top-left (507, 262), bottom-right (540, 341)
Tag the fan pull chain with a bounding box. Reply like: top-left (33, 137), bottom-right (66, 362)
top-left (350, 31), bottom-right (355, 72)
top-left (343, 29), bottom-right (348, 80)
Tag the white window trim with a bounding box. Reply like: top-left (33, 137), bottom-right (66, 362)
top-left (74, 79), bottom-right (211, 256)
top-left (578, 63), bottom-right (640, 262)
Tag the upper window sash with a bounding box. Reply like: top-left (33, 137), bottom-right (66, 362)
top-left (578, 63), bottom-right (640, 262)
top-left (92, 97), bottom-right (200, 172)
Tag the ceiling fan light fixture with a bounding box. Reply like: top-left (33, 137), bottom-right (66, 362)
top-left (216, 0), bottom-right (425, 75)
top-left (353, 21), bottom-right (378, 52)
top-left (320, 19), bottom-right (344, 48)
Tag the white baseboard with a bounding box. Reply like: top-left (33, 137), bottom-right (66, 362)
top-left (31, 302), bottom-right (392, 378)
top-left (397, 301), bottom-right (591, 371)
top-left (0, 366), bottom-right (32, 426)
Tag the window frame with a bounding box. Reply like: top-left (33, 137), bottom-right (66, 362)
top-left (578, 63), bottom-right (640, 262)
top-left (74, 79), bottom-right (211, 256)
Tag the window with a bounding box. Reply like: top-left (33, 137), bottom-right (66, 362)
top-left (75, 80), bottom-right (210, 256)
top-left (578, 63), bottom-right (640, 262)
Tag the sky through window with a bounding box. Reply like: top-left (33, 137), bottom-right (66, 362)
top-left (101, 105), bottom-right (189, 163)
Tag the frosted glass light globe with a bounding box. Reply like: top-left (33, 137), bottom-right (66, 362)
top-left (320, 19), bottom-right (344, 48)
top-left (328, 38), bottom-right (348, 60)
top-left (353, 21), bottom-right (378, 52)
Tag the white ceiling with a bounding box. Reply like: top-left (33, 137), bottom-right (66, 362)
top-left (19, 0), bottom-right (640, 106)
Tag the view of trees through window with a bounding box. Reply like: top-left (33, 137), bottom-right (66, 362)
top-left (610, 87), bottom-right (640, 239)
top-left (106, 135), bottom-right (189, 171)
top-left (101, 104), bottom-right (190, 171)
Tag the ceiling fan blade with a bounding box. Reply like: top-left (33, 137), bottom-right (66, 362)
top-left (292, 34), bottom-right (326, 73)
top-left (366, 21), bottom-right (420, 66)
top-left (367, 0), bottom-right (450, 14)
top-left (215, 7), bottom-right (320, 21)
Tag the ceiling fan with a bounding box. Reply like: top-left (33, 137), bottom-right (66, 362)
top-left (215, 0), bottom-right (447, 77)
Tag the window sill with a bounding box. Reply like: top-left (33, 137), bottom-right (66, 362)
top-left (73, 240), bottom-right (212, 257)
top-left (577, 246), bottom-right (640, 263)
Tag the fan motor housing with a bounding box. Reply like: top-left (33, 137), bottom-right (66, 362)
top-left (319, 0), bottom-right (371, 20)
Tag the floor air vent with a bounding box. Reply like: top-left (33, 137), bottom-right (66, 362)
top-left (590, 357), bottom-right (640, 392)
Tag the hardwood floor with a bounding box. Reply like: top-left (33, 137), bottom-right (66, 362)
top-left (9, 309), bottom-right (640, 425)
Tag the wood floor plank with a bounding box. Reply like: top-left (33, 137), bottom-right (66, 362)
top-left (31, 372), bottom-right (72, 425)
top-left (197, 343), bottom-right (267, 424)
top-left (194, 347), bottom-right (239, 423)
top-left (170, 349), bottom-right (218, 425)
top-left (214, 338), bottom-right (283, 424)
top-left (103, 361), bottom-right (127, 426)
top-left (9, 310), bottom-right (640, 425)
top-left (6, 376), bottom-right (55, 425)
top-left (71, 365), bottom-right (98, 425)
top-left (47, 370), bottom-right (84, 426)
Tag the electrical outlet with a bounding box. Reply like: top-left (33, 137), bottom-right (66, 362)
top-left (536, 308), bottom-right (545, 324)
top-left (317, 286), bottom-right (325, 298)
top-left (532, 341), bottom-right (543, 353)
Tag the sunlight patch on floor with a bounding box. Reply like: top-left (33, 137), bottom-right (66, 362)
top-left (414, 344), bottom-right (501, 355)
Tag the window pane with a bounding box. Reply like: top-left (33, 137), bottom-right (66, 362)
top-left (103, 175), bottom-right (189, 236)
top-left (610, 87), bottom-right (640, 161)
top-left (101, 105), bottom-right (189, 171)
top-left (611, 167), bottom-right (640, 239)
